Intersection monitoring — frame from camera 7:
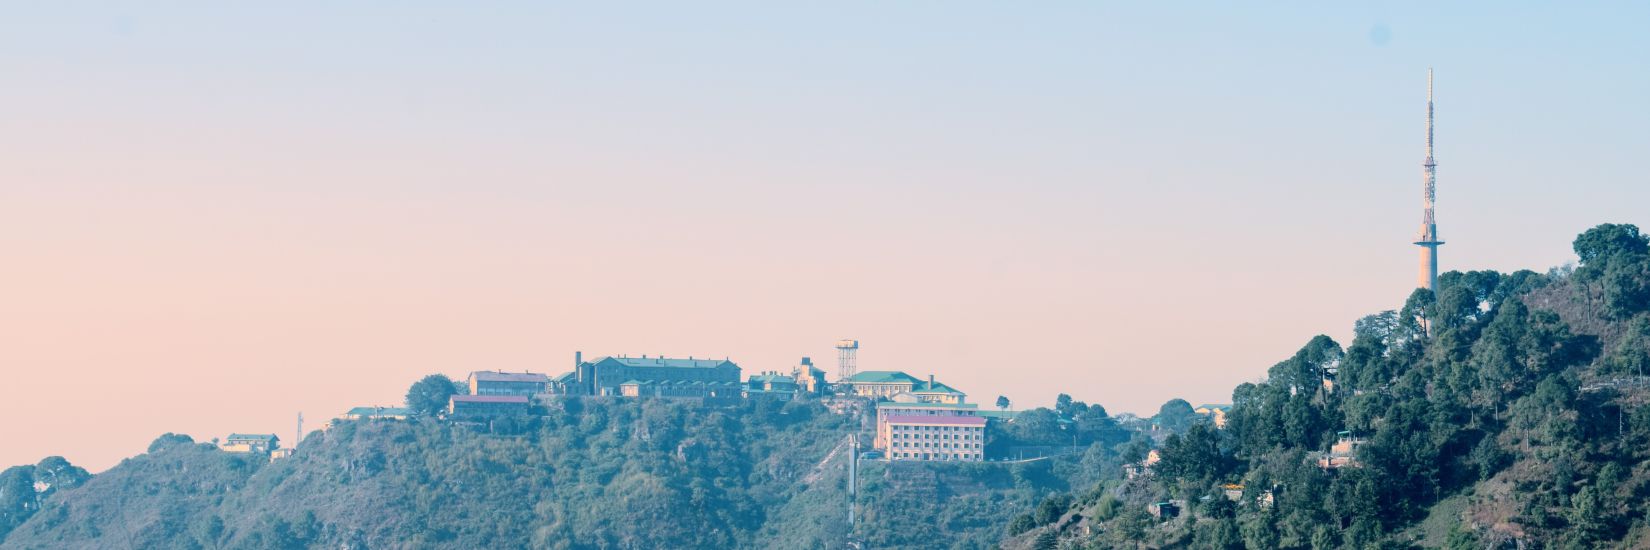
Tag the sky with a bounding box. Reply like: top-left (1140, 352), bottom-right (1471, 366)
top-left (3, 2), bottom-right (1648, 471)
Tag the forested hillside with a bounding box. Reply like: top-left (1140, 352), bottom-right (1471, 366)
top-left (0, 396), bottom-right (1117, 549)
top-left (1004, 223), bottom-right (1650, 549)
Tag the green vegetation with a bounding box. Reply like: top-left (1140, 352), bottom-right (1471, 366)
top-left (11, 222), bottom-right (1650, 549)
top-left (1, 395), bottom-right (1127, 549)
top-left (0, 457), bottom-right (91, 543)
top-left (1001, 223), bottom-right (1650, 549)
top-left (405, 374), bottom-right (458, 418)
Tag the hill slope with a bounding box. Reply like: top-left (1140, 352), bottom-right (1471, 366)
top-left (1, 397), bottom-right (1108, 549)
top-left (1003, 223), bottom-right (1650, 549)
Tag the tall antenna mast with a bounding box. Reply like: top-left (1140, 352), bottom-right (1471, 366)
top-left (1414, 68), bottom-right (1444, 293)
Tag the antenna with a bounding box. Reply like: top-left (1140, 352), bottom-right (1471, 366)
top-left (295, 412), bottom-right (304, 450)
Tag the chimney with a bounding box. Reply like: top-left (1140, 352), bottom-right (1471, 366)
top-left (575, 351), bottom-right (582, 367)
top-left (929, 374), bottom-right (935, 388)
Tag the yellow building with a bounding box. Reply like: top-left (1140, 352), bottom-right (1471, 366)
top-left (220, 433), bottom-right (279, 454)
top-left (1194, 404), bottom-right (1231, 428)
top-left (837, 371), bottom-right (966, 403)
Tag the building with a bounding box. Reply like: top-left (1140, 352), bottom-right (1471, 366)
top-left (1317, 431), bottom-right (1365, 469)
top-left (468, 371), bottom-right (550, 397)
top-left (1194, 404), bottom-right (1231, 428)
top-left (270, 448), bottom-right (294, 461)
top-left (745, 371), bottom-right (801, 400)
top-left (882, 414), bottom-right (986, 462)
top-left (220, 433), bottom-right (279, 453)
top-left (449, 394), bottom-right (530, 417)
top-left (837, 371), bottom-right (967, 403)
top-left (905, 375), bottom-right (967, 404)
top-left (1124, 449), bottom-right (1163, 480)
top-left (793, 357), bottom-right (827, 395)
top-left (340, 406), bottom-right (412, 421)
top-left (875, 401), bottom-right (980, 452)
top-left (550, 371), bottom-right (578, 394)
top-left (573, 354), bottom-right (741, 398)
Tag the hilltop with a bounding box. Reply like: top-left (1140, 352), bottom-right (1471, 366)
top-left (0, 396), bottom-right (1122, 549)
top-left (999, 223), bottom-right (1650, 549)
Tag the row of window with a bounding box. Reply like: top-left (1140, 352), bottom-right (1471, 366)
top-left (892, 441), bottom-right (981, 449)
top-left (892, 432), bottom-right (978, 440)
top-left (892, 452), bottom-right (979, 460)
top-left (892, 425), bottom-right (980, 432)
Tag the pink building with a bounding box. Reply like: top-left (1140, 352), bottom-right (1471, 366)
top-left (881, 415), bottom-right (986, 462)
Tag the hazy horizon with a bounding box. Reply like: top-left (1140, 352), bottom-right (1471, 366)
top-left (4, 3), bottom-right (1649, 471)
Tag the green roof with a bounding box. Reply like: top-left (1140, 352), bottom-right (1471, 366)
top-left (841, 371), bottom-right (922, 384)
top-left (226, 433), bottom-right (278, 442)
top-left (345, 406), bottom-right (411, 416)
top-left (911, 380), bottom-right (963, 394)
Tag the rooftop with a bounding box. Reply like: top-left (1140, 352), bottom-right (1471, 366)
top-left (595, 356), bottom-right (736, 369)
top-left (344, 406), bottom-right (411, 416)
top-left (226, 433), bottom-right (278, 442)
top-left (911, 380), bottom-right (963, 394)
top-left (470, 371), bottom-right (551, 383)
top-left (840, 371), bottom-right (922, 384)
top-left (451, 395), bottom-right (529, 404)
top-left (883, 415), bottom-right (987, 426)
top-left (876, 401), bottom-right (979, 410)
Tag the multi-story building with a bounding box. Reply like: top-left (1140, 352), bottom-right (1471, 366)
top-left (468, 371), bottom-right (550, 397)
top-left (881, 415), bottom-right (986, 462)
top-left (745, 371), bottom-right (801, 400)
top-left (793, 357), bottom-right (827, 395)
top-left (574, 355), bottom-right (741, 398)
top-left (449, 395), bottom-right (530, 417)
top-left (220, 433), bottom-right (279, 453)
top-left (838, 371), bottom-right (967, 403)
top-left (875, 401), bottom-right (980, 451)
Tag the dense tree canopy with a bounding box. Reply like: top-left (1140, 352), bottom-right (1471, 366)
top-left (405, 374), bottom-right (458, 418)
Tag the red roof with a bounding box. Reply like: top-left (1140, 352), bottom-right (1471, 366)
top-left (883, 415), bottom-right (986, 426)
top-left (451, 395), bottom-right (529, 404)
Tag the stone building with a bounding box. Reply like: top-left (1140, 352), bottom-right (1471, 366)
top-left (467, 371), bottom-right (550, 397)
top-left (574, 355), bottom-right (741, 399)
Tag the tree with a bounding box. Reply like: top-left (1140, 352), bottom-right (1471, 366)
top-left (1055, 394), bottom-right (1074, 417)
top-left (33, 457), bottom-right (90, 492)
top-left (406, 374), bottom-right (458, 418)
top-left (996, 395), bottom-right (1011, 411)
top-left (148, 433), bottom-right (197, 453)
top-left (1573, 223), bottom-right (1648, 268)
top-left (1155, 398), bottom-right (1197, 433)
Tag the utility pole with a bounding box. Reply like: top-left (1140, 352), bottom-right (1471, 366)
top-left (847, 434), bottom-right (858, 530)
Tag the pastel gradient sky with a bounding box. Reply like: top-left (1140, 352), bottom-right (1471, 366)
top-left (4, 3), bottom-right (1648, 471)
